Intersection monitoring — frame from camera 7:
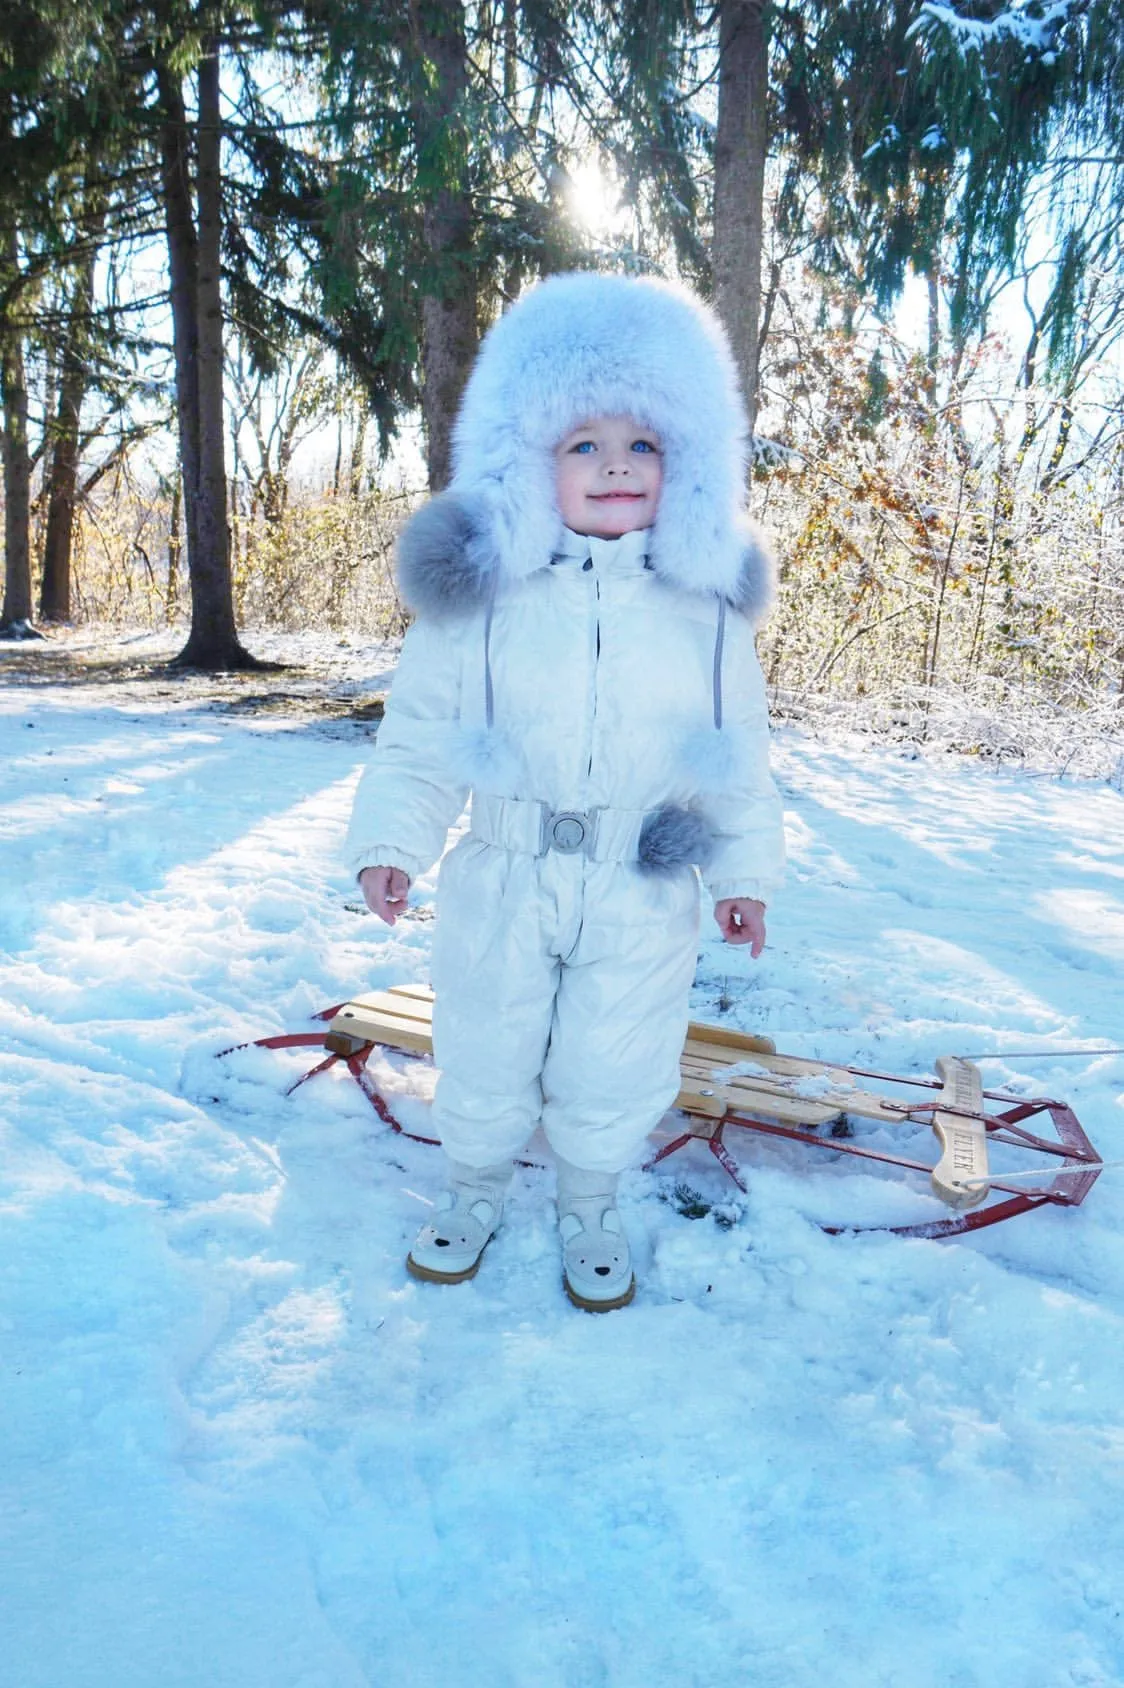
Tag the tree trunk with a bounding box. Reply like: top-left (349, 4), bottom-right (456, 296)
top-left (157, 45), bottom-right (255, 669)
top-left (158, 65), bottom-right (202, 576)
top-left (1, 326), bottom-right (34, 632)
top-left (925, 268), bottom-right (940, 415)
top-left (713, 0), bottom-right (770, 439)
top-left (349, 407), bottom-right (368, 499)
top-left (412, 0), bottom-right (478, 490)
top-left (1, 229), bottom-right (38, 637)
top-left (167, 466), bottom-right (182, 623)
top-left (40, 230), bottom-right (101, 623)
top-left (39, 355), bottom-right (84, 623)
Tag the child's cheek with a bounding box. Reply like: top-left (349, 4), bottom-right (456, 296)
top-left (553, 457), bottom-right (588, 528)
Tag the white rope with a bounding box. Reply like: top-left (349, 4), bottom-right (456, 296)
top-left (960, 1158), bottom-right (1124, 1191)
top-left (957, 1047), bottom-right (1124, 1061)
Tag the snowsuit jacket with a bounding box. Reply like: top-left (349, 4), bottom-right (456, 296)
top-left (344, 518), bottom-right (785, 907)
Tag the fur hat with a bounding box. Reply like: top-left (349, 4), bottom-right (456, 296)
top-left (399, 272), bottom-right (775, 622)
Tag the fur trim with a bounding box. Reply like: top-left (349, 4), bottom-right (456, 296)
top-left (678, 726), bottom-right (742, 795)
top-left (637, 803), bottom-right (715, 875)
top-left (441, 273), bottom-right (763, 603)
top-left (727, 519), bottom-right (777, 625)
top-left (397, 491), bottom-right (496, 621)
top-left (454, 725), bottom-right (524, 792)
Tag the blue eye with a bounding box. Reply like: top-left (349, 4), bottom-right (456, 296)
top-left (573, 441), bottom-right (596, 454)
top-left (631, 440), bottom-right (657, 453)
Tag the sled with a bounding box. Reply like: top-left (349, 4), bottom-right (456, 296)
top-left (222, 983), bottom-right (1102, 1240)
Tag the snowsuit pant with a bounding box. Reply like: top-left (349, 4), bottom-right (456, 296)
top-left (430, 834), bottom-right (702, 1175)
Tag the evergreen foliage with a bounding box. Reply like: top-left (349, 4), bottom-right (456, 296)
top-left (774, 2), bottom-right (1124, 371)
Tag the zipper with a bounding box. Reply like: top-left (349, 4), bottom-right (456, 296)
top-left (587, 566), bottom-right (600, 781)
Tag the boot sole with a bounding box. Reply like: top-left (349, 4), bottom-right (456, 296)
top-left (564, 1273), bottom-right (636, 1313)
top-left (406, 1234), bottom-right (492, 1285)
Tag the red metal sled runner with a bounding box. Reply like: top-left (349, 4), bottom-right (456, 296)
top-left (220, 984), bottom-right (1102, 1240)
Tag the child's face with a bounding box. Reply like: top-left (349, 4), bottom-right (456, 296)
top-left (553, 414), bottom-right (663, 537)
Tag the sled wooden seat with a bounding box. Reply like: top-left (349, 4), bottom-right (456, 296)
top-left (324, 984), bottom-right (990, 1209)
top-left (225, 983), bottom-right (1101, 1239)
top-left (327, 984), bottom-right (434, 1058)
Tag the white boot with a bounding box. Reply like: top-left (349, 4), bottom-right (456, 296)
top-left (406, 1159), bottom-right (513, 1284)
top-left (556, 1158), bottom-right (635, 1312)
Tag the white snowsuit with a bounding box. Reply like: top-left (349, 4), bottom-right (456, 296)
top-left (346, 523), bottom-right (785, 1172)
top-left (344, 272), bottom-right (785, 1173)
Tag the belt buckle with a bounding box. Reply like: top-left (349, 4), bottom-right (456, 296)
top-left (541, 807), bottom-right (597, 856)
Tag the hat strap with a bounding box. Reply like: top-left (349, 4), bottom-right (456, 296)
top-left (712, 595), bottom-right (727, 730)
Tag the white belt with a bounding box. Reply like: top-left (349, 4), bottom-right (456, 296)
top-left (470, 793), bottom-right (651, 862)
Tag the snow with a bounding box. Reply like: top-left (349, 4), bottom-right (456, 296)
top-left (908, 1), bottom-right (1079, 57)
top-left (3, 639), bottom-right (1124, 1687)
top-left (861, 123), bottom-right (901, 162)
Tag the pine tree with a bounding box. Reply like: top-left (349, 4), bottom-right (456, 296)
top-left (313, 0), bottom-right (597, 487)
top-left (774, 2), bottom-right (1124, 368)
top-left (713, 0), bottom-right (770, 433)
top-left (39, 188), bottom-right (106, 623)
top-left (0, 0), bottom-right (110, 636)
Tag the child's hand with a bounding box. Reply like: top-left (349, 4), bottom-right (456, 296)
top-left (714, 897), bottom-right (766, 956)
top-left (359, 865), bottom-right (411, 926)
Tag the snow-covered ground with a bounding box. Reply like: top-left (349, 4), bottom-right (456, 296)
top-left (2, 638), bottom-right (1123, 1688)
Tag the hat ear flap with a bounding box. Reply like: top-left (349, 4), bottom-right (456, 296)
top-left (486, 455), bottom-right (562, 586)
top-left (397, 492), bottom-right (496, 618)
top-left (729, 521), bottom-right (777, 624)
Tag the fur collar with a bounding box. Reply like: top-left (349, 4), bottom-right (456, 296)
top-left (398, 489), bottom-right (775, 624)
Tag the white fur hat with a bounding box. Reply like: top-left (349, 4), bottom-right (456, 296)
top-left (400, 271), bottom-right (774, 621)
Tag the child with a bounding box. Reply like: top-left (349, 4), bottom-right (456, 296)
top-left (345, 272), bottom-right (785, 1310)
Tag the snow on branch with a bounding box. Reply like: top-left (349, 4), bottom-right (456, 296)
top-left (907, 0), bottom-right (1080, 57)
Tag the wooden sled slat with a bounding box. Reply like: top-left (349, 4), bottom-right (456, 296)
top-left (326, 992), bottom-right (433, 1057)
top-left (327, 986), bottom-right (966, 1142)
top-left (676, 1064), bottom-right (845, 1126)
top-left (684, 1021), bottom-right (776, 1056)
top-left (225, 982), bottom-right (1101, 1235)
top-left (678, 1047), bottom-right (911, 1130)
top-left (296, 987), bottom-right (1115, 1229)
top-left (338, 983), bottom-right (434, 1021)
top-left (333, 991), bottom-right (866, 1125)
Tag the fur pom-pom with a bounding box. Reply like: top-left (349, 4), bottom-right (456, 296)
top-left (678, 726), bottom-right (741, 795)
top-left (637, 803), bottom-right (715, 875)
top-left (454, 725), bottom-right (524, 792)
top-left (397, 492), bottom-right (496, 620)
top-left (728, 521), bottom-right (777, 624)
